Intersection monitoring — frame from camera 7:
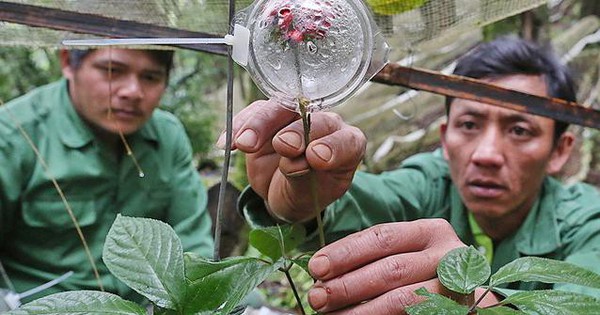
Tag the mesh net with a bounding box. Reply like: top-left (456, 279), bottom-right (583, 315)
top-left (1, 0), bottom-right (547, 54)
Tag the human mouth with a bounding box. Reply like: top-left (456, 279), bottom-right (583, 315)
top-left (109, 108), bottom-right (142, 120)
top-left (466, 179), bottom-right (506, 198)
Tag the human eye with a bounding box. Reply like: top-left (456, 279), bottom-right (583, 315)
top-left (462, 121), bottom-right (476, 129)
top-left (456, 119), bottom-right (478, 131)
top-left (141, 72), bottom-right (165, 84)
top-left (96, 64), bottom-right (123, 76)
top-left (509, 125), bottom-right (533, 138)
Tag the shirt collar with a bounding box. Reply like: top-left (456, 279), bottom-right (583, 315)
top-left (450, 176), bottom-right (561, 256)
top-left (56, 79), bottom-right (95, 149)
top-left (514, 177), bottom-right (561, 255)
top-left (137, 117), bottom-right (159, 144)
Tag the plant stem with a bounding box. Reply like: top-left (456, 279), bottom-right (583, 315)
top-left (284, 265), bottom-right (306, 315)
top-left (298, 98), bottom-right (325, 248)
top-left (293, 42), bottom-right (325, 248)
top-left (469, 286), bottom-right (492, 313)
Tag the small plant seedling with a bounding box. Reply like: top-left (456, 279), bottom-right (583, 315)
top-left (406, 246), bottom-right (600, 315)
top-left (6, 216), bottom-right (311, 315)
top-left (9, 220), bottom-right (600, 314)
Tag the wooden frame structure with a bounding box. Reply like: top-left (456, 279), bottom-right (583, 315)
top-left (1, 1), bottom-right (599, 129)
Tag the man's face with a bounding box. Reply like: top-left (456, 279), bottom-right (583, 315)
top-left (441, 74), bottom-right (573, 221)
top-left (61, 49), bottom-right (168, 135)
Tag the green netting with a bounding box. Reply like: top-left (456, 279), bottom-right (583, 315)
top-left (0, 0), bottom-right (547, 54)
top-left (380, 0), bottom-right (546, 50)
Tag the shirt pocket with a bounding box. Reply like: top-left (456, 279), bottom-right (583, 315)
top-left (22, 199), bottom-right (97, 230)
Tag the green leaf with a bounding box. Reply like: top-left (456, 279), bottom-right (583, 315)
top-left (103, 215), bottom-right (186, 310)
top-left (406, 287), bottom-right (470, 315)
top-left (437, 246), bottom-right (491, 295)
top-left (182, 253), bottom-right (283, 314)
top-left (503, 290), bottom-right (600, 314)
top-left (5, 291), bottom-right (145, 315)
top-left (152, 308), bottom-right (180, 315)
top-left (249, 224), bottom-right (306, 261)
top-left (291, 253), bottom-right (313, 275)
top-left (477, 306), bottom-right (527, 315)
top-left (366, 0), bottom-right (426, 16)
top-left (490, 257), bottom-right (600, 289)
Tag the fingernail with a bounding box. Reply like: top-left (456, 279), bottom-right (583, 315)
top-left (215, 132), bottom-right (226, 149)
top-left (308, 287), bottom-right (328, 311)
top-left (236, 129), bottom-right (258, 148)
top-left (278, 131), bottom-right (303, 150)
top-left (309, 255), bottom-right (330, 278)
top-left (312, 144), bottom-right (333, 162)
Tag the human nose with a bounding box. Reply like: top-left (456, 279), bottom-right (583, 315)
top-left (117, 75), bottom-right (144, 100)
top-left (471, 127), bottom-right (504, 168)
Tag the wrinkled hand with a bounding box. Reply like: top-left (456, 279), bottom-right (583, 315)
top-left (306, 219), bottom-right (498, 314)
top-left (220, 99), bottom-right (366, 222)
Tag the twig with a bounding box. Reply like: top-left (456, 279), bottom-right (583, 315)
top-left (294, 44), bottom-right (325, 248)
top-left (284, 265), bottom-right (306, 315)
top-left (469, 286), bottom-right (492, 313)
top-left (298, 99), bottom-right (325, 248)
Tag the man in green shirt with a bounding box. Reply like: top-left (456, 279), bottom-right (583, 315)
top-left (227, 36), bottom-right (600, 313)
top-left (0, 48), bottom-right (213, 304)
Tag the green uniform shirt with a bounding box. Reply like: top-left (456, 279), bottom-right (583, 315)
top-left (0, 79), bottom-right (213, 302)
top-left (241, 150), bottom-right (600, 297)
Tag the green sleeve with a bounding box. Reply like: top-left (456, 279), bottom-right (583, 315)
top-left (555, 249), bottom-right (600, 297)
top-left (320, 166), bottom-right (435, 244)
top-left (554, 183), bottom-right (600, 298)
top-left (0, 138), bottom-right (17, 246)
top-left (166, 126), bottom-right (214, 258)
top-left (240, 151), bottom-right (451, 247)
top-left (0, 121), bottom-right (31, 247)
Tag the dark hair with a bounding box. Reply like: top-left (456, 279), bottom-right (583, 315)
top-left (68, 49), bottom-right (175, 75)
top-left (446, 36), bottom-right (576, 141)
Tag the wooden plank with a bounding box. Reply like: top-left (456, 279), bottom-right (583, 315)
top-left (0, 1), bottom-right (228, 55)
top-left (373, 63), bottom-right (600, 129)
top-left (2, 2), bottom-right (599, 129)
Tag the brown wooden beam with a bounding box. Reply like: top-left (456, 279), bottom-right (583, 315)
top-left (0, 1), bottom-right (228, 55)
top-left (373, 63), bottom-right (600, 129)
top-left (2, 2), bottom-right (599, 129)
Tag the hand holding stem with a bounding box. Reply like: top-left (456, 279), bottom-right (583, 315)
top-left (226, 100), bottom-right (365, 233)
top-left (298, 96), bottom-right (325, 248)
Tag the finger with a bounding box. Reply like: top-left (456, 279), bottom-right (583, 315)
top-left (307, 250), bottom-right (444, 312)
top-left (324, 278), bottom-right (471, 315)
top-left (218, 99), bottom-right (299, 152)
top-left (272, 112), bottom-right (365, 173)
top-left (272, 112), bottom-right (361, 156)
top-left (216, 101), bottom-right (263, 150)
top-left (275, 114), bottom-right (364, 180)
top-left (305, 124), bottom-right (365, 171)
top-left (277, 155), bottom-right (311, 178)
top-left (264, 159), bottom-right (356, 222)
top-left (309, 220), bottom-right (462, 281)
top-left (245, 151), bottom-right (283, 200)
top-left (272, 112), bottom-right (345, 157)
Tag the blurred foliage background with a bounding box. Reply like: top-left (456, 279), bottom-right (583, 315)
top-left (0, 48), bottom-right (61, 101)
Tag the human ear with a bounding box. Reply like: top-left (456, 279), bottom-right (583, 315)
top-left (546, 131), bottom-right (575, 175)
top-left (59, 50), bottom-right (75, 80)
top-left (441, 122), bottom-right (450, 160)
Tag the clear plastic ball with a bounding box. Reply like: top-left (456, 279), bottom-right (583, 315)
top-left (239, 0), bottom-right (386, 112)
